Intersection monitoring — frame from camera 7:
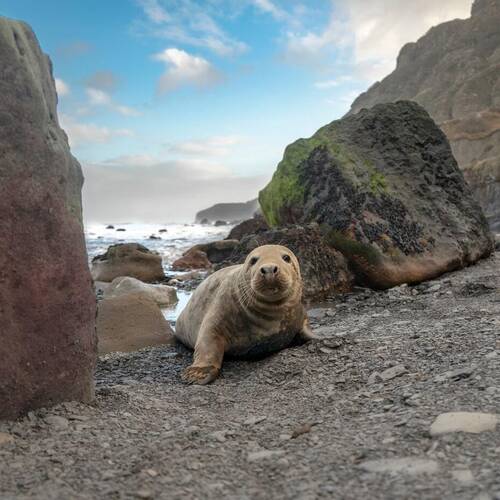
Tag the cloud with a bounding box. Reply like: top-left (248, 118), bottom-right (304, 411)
top-left (84, 86), bottom-right (141, 117)
top-left (252, 0), bottom-right (287, 21)
top-left (283, 0), bottom-right (471, 80)
top-left (59, 114), bottom-right (134, 148)
top-left (137, 0), bottom-right (170, 24)
top-left (153, 48), bottom-right (222, 93)
top-left (55, 78), bottom-right (70, 96)
top-left (168, 135), bottom-right (243, 157)
top-left (85, 71), bottom-right (119, 92)
top-left (341, 0), bottom-right (472, 80)
top-left (314, 75), bottom-right (353, 89)
top-left (136, 0), bottom-right (248, 57)
top-left (86, 88), bottom-right (111, 106)
top-left (82, 154), bottom-right (267, 222)
top-left (283, 14), bottom-right (349, 68)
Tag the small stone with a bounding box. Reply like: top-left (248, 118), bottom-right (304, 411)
top-left (291, 423), bottom-right (313, 439)
top-left (434, 365), bottom-right (476, 382)
top-left (135, 489), bottom-right (153, 499)
top-left (451, 468), bottom-right (474, 483)
top-left (427, 283), bottom-right (442, 293)
top-left (144, 469), bottom-right (158, 477)
top-left (247, 450), bottom-right (285, 462)
top-left (210, 430), bottom-right (228, 443)
top-left (0, 432), bottom-right (14, 446)
top-left (359, 457), bottom-right (439, 475)
top-left (367, 372), bottom-right (382, 385)
top-left (244, 416), bottom-right (267, 426)
top-left (430, 412), bottom-right (498, 435)
top-left (379, 364), bottom-right (407, 381)
top-left (276, 458), bottom-right (290, 467)
top-left (102, 470), bottom-right (115, 480)
top-left (45, 416), bottom-right (69, 430)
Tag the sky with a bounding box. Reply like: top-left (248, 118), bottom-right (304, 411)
top-left (0, 0), bottom-right (473, 223)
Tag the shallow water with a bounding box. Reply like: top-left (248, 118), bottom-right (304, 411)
top-left (85, 222), bottom-right (231, 323)
top-left (161, 289), bottom-right (192, 326)
top-left (85, 222), bottom-right (232, 269)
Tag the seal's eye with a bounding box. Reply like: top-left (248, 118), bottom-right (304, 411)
top-left (249, 256), bottom-right (259, 266)
top-left (282, 254), bottom-right (291, 263)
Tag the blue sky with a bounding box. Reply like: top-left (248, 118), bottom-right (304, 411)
top-left (1, 0), bottom-right (472, 222)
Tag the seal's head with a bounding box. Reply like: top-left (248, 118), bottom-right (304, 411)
top-left (244, 244), bottom-right (301, 301)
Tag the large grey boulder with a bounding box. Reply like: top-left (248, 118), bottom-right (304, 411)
top-left (0, 18), bottom-right (96, 419)
top-left (259, 102), bottom-right (493, 289)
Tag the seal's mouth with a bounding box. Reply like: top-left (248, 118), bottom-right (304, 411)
top-left (251, 274), bottom-right (290, 299)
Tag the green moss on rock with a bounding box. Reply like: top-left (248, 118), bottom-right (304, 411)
top-left (259, 120), bottom-right (388, 226)
top-left (322, 227), bottom-right (382, 266)
top-left (369, 172), bottom-right (388, 194)
top-left (259, 136), bottom-right (326, 226)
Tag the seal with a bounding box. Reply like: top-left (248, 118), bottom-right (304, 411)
top-left (174, 244), bottom-right (314, 384)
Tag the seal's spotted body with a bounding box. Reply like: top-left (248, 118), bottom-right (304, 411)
top-left (174, 245), bottom-right (313, 384)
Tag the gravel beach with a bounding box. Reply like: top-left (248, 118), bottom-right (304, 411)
top-left (1, 252), bottom-right (499, 500)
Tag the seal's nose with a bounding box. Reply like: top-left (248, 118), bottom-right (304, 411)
top-left (260, 265), bottom-right (279, 276)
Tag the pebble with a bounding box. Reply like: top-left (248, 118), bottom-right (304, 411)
top-left (359, 457), bottom-right (440, 475)
top-left (210, 430), bottom-right (228, 443)
top-left (244, 416), bottom-right (267, 426)
top-left (430, 412), bottom-right (499, 435)
top-left (0, 432), bottom-right (14, 446)
top-left (379, 364), bottom-right (407, 381)
top-left (434, 365), bottom-right (476, 382)
top-left (291, 423), bottom-right (313, 438)
top-left (367, 372), bottom-right (382, 385)
top-left (44, 416), bottom-right (69, 430)
top-left (247, 450), bottom-right (285, 462)
top-left (135, 488), bottom-right (153, 499)
top-left (451, 468), bottom-right (474, 483)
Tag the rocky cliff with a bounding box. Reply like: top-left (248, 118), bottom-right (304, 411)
top-left (195, 199), bottom-right (259, 223)
top-left (259, 101), bottom-right (493, 288)
top-left (348, 0), bottom-right (500, 231)
top-left (0, 17), bottom-right (96, 419)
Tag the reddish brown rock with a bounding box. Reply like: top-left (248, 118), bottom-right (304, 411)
top-left (0, 19), bottom-right (96, 419)
top-left (171, 249), bottom-right (212, 271)
top-left (191, 239), bottom-right (239, 263)
top-left (91, 243), bottom-right (165, 283)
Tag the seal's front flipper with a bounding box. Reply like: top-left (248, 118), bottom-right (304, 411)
top-left (182, 365), bottom-right (219, 385)
top-left (295, 317), bottom-right (317, 344)
top-left (181, 329), bottom-right (225, 385)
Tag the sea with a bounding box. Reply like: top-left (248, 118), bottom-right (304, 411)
top-left (84, 222), bottom-right (233, 323)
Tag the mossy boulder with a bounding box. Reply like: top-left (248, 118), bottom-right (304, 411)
top-left (259, 101), bottom-right (493, 288)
